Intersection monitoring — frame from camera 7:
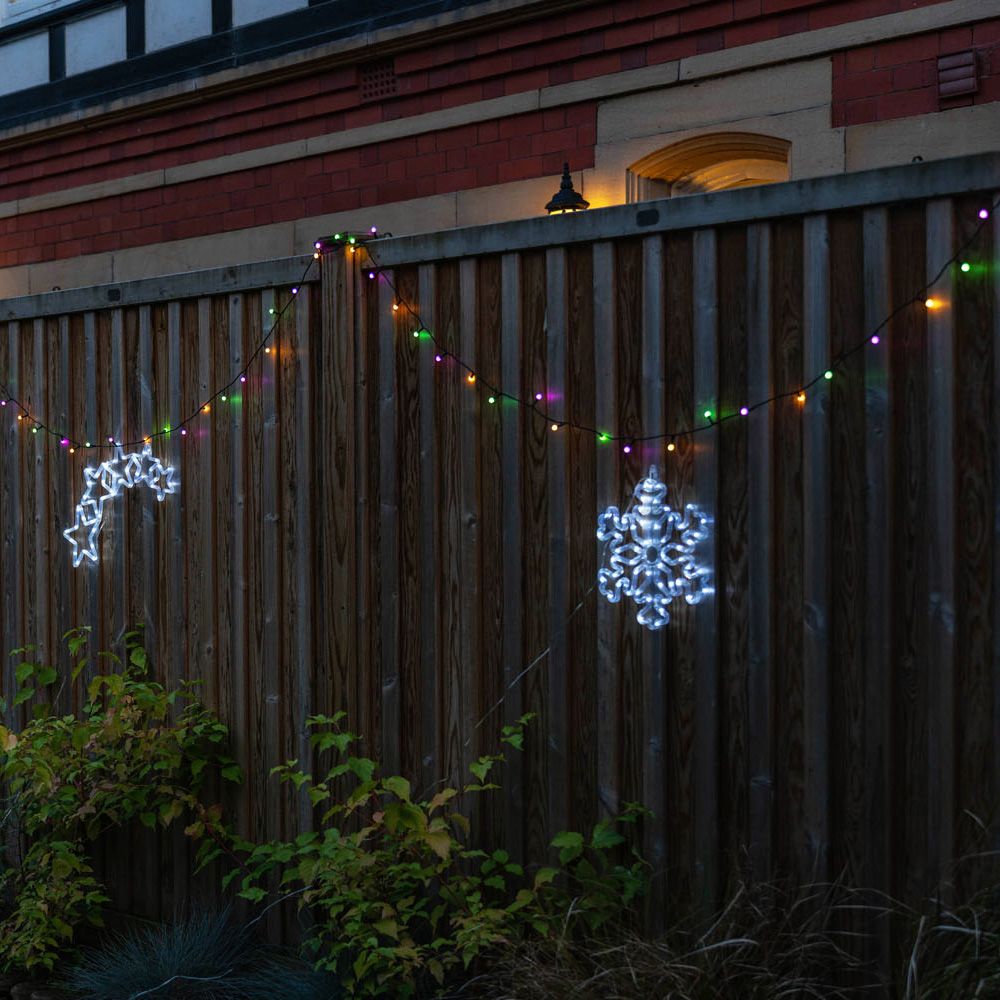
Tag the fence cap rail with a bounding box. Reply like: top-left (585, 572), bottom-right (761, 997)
top-left (369, 153), bottom-right (1000, 267)
top-left (0, 254), bottom-right (318, 321)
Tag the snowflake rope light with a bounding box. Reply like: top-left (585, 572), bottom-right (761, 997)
top-left (63, 443), bottom-right (178, 567)
top-left (597, 465), bottom-right (713, 631)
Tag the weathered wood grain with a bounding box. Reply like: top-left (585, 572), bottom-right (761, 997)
top-left (716, 225), bottom-right (749, 891)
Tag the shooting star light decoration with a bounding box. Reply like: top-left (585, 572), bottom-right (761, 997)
top-left (597, 465), bottom-right (713, 631)
top-left (63, 442), bottom-right (178, 567)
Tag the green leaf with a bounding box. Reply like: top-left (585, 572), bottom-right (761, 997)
top-left (590, 821), bottom-right (626, 851)
top-left (383, 775), bottom-right (410, 801)
top-left (13, 686), bottom-right (34, 707)
top-left (551, 830), bottom-right (584, 863)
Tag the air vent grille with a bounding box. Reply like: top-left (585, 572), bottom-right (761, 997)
top-left (360, 60), bottom-right (399, 103)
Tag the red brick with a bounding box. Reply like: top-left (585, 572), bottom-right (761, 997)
top-left (845, 47), bottom-right (876, 73)
top-left (697, 30), bottom-right (725, 54)
top-left (874, 35), bottom-right (939, 68)
top-left (445, 148), bottom-right (467, 170)
top-left (844, 97), bottom-right (878, 125)
top-left (605, 21), bottom-right (656, 49)
top-left (497, 21), bottom-right (551, 50)
top-left (405, 152), bottom-right (447, 179)
top-left (531, 126), bottom-right (578, 156)
top-left (498, 157), bottom-right (545, 184)
top-left (680, 0), bottom-right (735, 33)
top-left (652, 13), bottom-right (680, 38)
top-left (543, 108), bottom-right (566, 130)
top-left (508, 135), bottom-right (532, 158)
top-left (733, 0), bottom-right (761, 15)
top-left (467, 140), bottom-right (510, 167)
top-left (565, 103), bottom-right (596, 126)
top-left (436, 167), bottom-right (478, 193)
top-left (808, 0), bottom-right (894, 29)
top-left (876, 88), bottom-right (937, 120)
top-left (499, 113), bottom-right (543, 139)
top-left (973, 21), bottom-right (1000, 47)
top-left (437, 124), bottom-right (478, 151)
top-left (724, 19), bottom-right (779, 47)
top-left (439, 83), bottom-right (484, 109)
top-left (938, 26), bottom-right (973, 53)
top-left (761, 0), bottom-right (809, 11)
top-left (468, 52), bottom-right (513, 80)
top-left (482, 79), bottom-right (504, 99)
top-left (621, 47), bottom-right (649, 68)
top-left (892, 63), bottom-right (931, 91)
top-left (579, 32), bottom-right (605, 56)
top-left (572, 52), bottom-right (622, 80)
top-left (416, 134), bottom-right (436, 155)
top-left (576, 123), bottom-right (597, 147)
top-left (549, 64), bottom-right (575, 85)
top-left (477, 122), bottom-right (499, 143)
top-left (503, 69), bottom-right (550, 94)
top-left (476, 163), bottom-right (499, 186)
top-left (837, 68), bottom-right (892, 100)
top-left (831, 52), bottom-right (846, 77)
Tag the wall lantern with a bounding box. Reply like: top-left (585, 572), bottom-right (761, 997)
top-left (545, 163), bottom-right (589, 214)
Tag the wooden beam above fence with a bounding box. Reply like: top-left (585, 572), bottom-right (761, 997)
top-left (0, 254), bottom-right (318, 321)
top-left (369, 154), bottom-right (1000, 267)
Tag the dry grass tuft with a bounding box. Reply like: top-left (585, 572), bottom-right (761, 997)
top-left (452, 879), bottom-right (887, 1000)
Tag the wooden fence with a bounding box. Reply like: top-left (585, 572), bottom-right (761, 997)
top-left (0, 154), bottom-right (999, 940)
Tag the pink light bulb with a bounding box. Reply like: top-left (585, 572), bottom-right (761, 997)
top-left (435, 354), bottom-right (443, 363)
top-left (60, 438), bottom-right (69, 447)
top-left (180, 428), bottom-right (187, 436)
top-left (370, 225), bottom-right (378, 234)
top-left (871, 334), bottom-right (880, 345)
top-left (535, 392), bottom-right (543, 401)
top-left (623, 444), bottom-right (632, 455)
top-left (740, 406), bottom-right (749, 416)
top-left (979, 209), bottom-right (989, 220)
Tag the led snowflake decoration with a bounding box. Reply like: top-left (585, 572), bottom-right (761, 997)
top-left (63, 442), bottom-right (178, 567)
top-left (597, 465), bottom-right (713, 630)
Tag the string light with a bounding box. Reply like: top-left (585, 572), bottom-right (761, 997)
top-left (960, 262), bottom-right (971, 273)
top-left (352, 197), bottom-right (996, 455)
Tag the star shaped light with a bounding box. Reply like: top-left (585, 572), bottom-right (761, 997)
top-left (65, 442), bottom-right (179, 567)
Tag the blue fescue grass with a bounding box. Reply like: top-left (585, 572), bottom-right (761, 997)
top-left (60, 909), bottom-right (340, 999)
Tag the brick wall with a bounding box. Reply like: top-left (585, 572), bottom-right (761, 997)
top-left (833, 19), bottom-right (1000, 126)
top-left (0, 0), bottom-right (977, 264)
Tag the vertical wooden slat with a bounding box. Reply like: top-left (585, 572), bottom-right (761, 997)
top-left (888, 203), bottom-right (929, 907)
top-left (593, 239), bottom-right (618, 825)
top-left (329, 254), bottom-right (357, 728)
top-left (435, 261), bottom-right (463, 791)
top-left (863, 208), bottom-right (891, 913)
top-left (474, 255), bottom-right (504, 844)
top-left (828, 212), bottom-right (867, 888)
top-left (717, 225), bottom-right (750, 889)
top-left (746, 222), bottom-right (773, 882)
top-left (458, 258), bottom-right (478, 790)
top-left (417, 263), bottom-right (439, 797)
top-left (228, 294), bottom-right (249, 838)
top-left (663, 231), bottom-right (696, 904)
top-left (952, 195), bottom-right (993, 879)
top-left (802, 214), bottom-right (831, 879)
top-left (394, 266), bottom-right (422, 782)
top-left (500, 251), bottom-right (524, 860)
top-left (31, 319), bottom-right (47, 664)
top-left (614, 239), bottom-right (643, 828)
top-left (640, 234), bottom-right (666, 907)
top-left (692, 228), bottom-right (719, 908)
top-left (545, 246), bottom-right (569, 840)
top-left (520, 249), bottom-right (549, 862)
top-left (925, 199), bottom-right (955, 894)
top-left (3, 323), bottom-right (20, 709)
top-left (377, 276), bottom-right (400, 776)
top-left (771, 218), bottom-right (805, 881)
top-left (993, 198), bottom-right (1000, 861)
top-left (565, 245), bottom-right (597, 836)
top-left (292, 288), bottom-right (314, 838)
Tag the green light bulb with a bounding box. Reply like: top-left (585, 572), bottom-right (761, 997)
top-left (824, 369), bottom-right (833, 380)
top-left (961, 262), bottom-right (971, 273)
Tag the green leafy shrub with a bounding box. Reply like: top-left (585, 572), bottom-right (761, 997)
top-left (203, 712), bottom-right (648, 998)
top-left (0, 627), bottom-right (241, 972)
